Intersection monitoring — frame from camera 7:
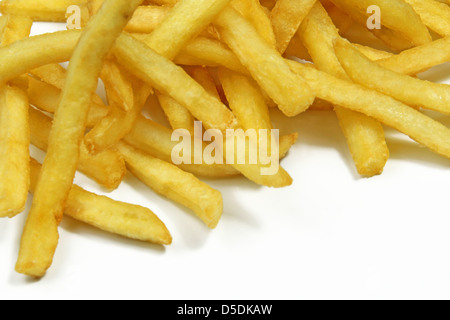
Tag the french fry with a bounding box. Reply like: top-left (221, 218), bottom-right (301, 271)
top-left (0, 14), bottom-right (33, 218)
top-left (231, 0), bottom-right (277, 48)
top-left (298, 2), bottom-right (389, 176)
top-left (0, 86), bottom-right (30, 218)
top-left (29, 107), bottom-right (126, 190)
top-left (113, 33), bottom-right (238, 132)
top-left (0, 29), bottom-right (81, 85)
top-left (0, 0), bottom-right (88, 22)
top-left (99, 58), bottom-right (134, 112)
top-left (173, 36), bottom-right (248, 74)
top-left (124, 115), bottom-right (240, 178)
top-left (334, 39), bottom-right (450, 115)
top-left (125, 5), bottom-right (171, 33)
top-left (329, 0), bottom-right (432, 46)
top-left (140, 0), bottom-right (231, 60)
top-left (351, 43), bottom-right (394, 61)
top-left (403, 0), bottom-right (450, 37)
top-left (0, 28), bottom-right (245, 86)
top-left (16, 0), bottom-right (144, 278)
top-left (287, 60), bottom-right (450, 160)
top-left (84, 75), bottom-right (152, 154)
top-left (156, 92), bottom-right (196, 134)
top-left (30, 63), bottom-right (109, 114)
top-left (117, 142), bottom-right (223, 229)
top-left (214, 6), bottom-right (315, 117)
top-left (376, 36), bottom-right (450, 76)
top-left (126, 5), bottom-right (219, 39)
top-left (29, 158), bottom-right (171, 245)
top-left (27, 76), bottom-right (109, 128)
top-left (132, 33), bottom-right (248, 74)
top-left (270, 0), bottom-right (317, 54)
top-left (124, 115), bottom-right (297, 181)
top-left (218, 67), bottom-right (272, 131)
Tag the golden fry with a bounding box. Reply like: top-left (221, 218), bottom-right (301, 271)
top-left (29, 158), bottom-right (171, 245)
top-left (117, 142), bottom-right (223, 229)
top-left (16, 0), bottom-right (144, 278)
top-left (29, 107), bottom-right (126, 190)
top-left (214, 6), bottom-right (315, 117)
top-left (334, 39), bottom-right (450, 115)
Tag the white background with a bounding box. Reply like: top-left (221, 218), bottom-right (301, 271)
top-left (1, 22), bottom-right (450, 300)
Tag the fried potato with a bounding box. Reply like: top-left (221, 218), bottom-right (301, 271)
top-left (231, 0), bottom-right (277, 48)
top-left (132, 32), bottom-right (248, 74)
top-left (0, 0), bottom-right (88, 22)
top-left (141, 0), bottom-right (231, 60)
top-left (30, 63), bottom-right (109, 113)
top-left (329, 0), bottom-right (432, 46)
top-left (156, 92), bottom-right (196, 134)
top-left (335, 39), bottom-right (450, 115)
top-left (99, 58), bottom-right (134, 112)
top-left (214, 6), bottom-right (315, 117)
top-left (29, 158), bottom-right (171, 245)
top-left (117, 142), bottom-right (223, 229)
top-left (0, 29), bottom-right (81, 84)
top-left (376, 36), bottom-right (450, 76)
top-left (0, 14), bottom-right (33, 218)
top-left (27, 76), bottom-right (109, 128)
top-left (287, 60), bottom-right (450, 160)
top-left (298, 2), bottom-right (389, 177)
top-left (113, 33), bottom-right (238, 132)
top-left (403, 0), bottom-right (450, 37)
top-left (0, 86), bottom-right (30, 218)
top-left (16, 0), bottom-right (144, 278)
top-left (84, 76), bottom-right (152, 154)
top-left (29, 107), bottom-right (126, 190)
top-left (270, 0), bottom-right (317, 54)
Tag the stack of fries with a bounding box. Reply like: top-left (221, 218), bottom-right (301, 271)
top-left (0, 0), bottom-right (449, 278)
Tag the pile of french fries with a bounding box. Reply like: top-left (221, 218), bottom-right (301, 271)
top-left (0, 0), bottom-right (449, 278)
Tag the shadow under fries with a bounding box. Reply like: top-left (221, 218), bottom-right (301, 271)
top-left (418, 62), bottom-right (450, 84)
top-left (270, 107), bottom-right (360, 180)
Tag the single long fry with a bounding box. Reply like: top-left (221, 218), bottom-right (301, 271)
top-left (29, 107), bottom-right (126, 190)
top-left (0, 86), bottom-right (30, 218)
top-left (156, 92), bottom-right (196, 134)
top-left (117, 142), bottom-right (223, 229)
top-left (113, 33), bottom-right (238, 132)
top-left (334, 39), bottom-right (450, 115)
top-left (299, 2), bottom-right (389, 176)
top-left (214, 6), bottom-right (315, 117)
top-left (270, 0), bottom-right (317, 53)
top-left (16, 0), bottom-right (143, 278)
top-left (29, 158), bottom-right (171, 245)
top-left (218, 67), bottom-right (272, 130)
top-left (0, 14), bottom-right (33, 218)
top-left (287, 60), bottom-right (450, 160)
top-left (329, 0), bottom-right (432, 46)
